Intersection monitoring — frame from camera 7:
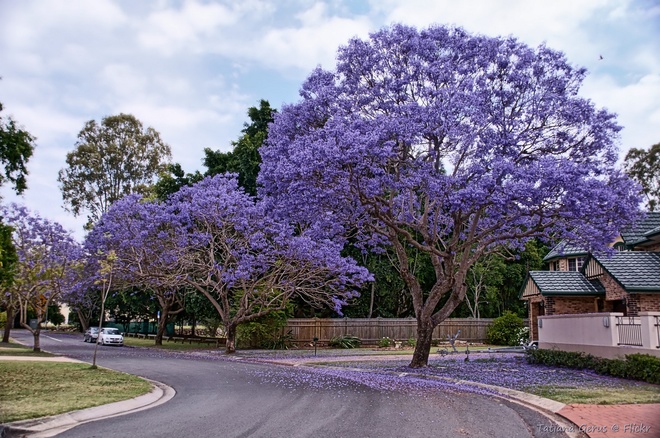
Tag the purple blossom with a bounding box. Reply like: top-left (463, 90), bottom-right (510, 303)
top-left (87, 174), bottom-right (372, 352)
top-left (258, 24), bottom-right (642, 366)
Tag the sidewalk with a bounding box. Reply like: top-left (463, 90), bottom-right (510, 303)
top-left (557, 404), bottom-right (660, 438)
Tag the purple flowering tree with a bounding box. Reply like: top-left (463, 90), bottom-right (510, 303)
top-left (1, 204), bottom-right (80, 352)
top-left (258, 24), bottom-right (641, 367)
top-left (166, 175), bottom-right (370, 353)
top-left (93, 175), bottom-right (370, 353)
top-left (60, 255), bottom-right (102, 332)
top-left (86, 195), bottom-right (187, 346)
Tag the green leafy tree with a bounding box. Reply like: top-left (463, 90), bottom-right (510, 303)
top-left (624, 143), bottom-right (660, 211)
top-left (58, 113), bottom-right (172, 228)
top-left (153, 163), bottom-right (203, 201)
top-left (204, 100), bottom-right (275, 195)
top-left (0, 222), bottom-right (18, 342)
top-left (153, 101), bottom-right (275, 199)
top-left (0, 101), bottom-right (35, 196)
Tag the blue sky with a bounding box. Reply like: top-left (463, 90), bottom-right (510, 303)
top-left (1, 0), bottom-right (658, 239)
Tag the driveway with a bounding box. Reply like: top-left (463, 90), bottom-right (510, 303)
top-left (8, 330), bottom-right (573, 437)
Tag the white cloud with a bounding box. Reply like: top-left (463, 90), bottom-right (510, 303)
top-left (137, 1), bottom-right (241, 55)
top-left (1, 0), bottom-right (657, 235)
top-left (252, 4), bottom-right (372, 71)
top-left (582, 73), bottom-right (660, 154)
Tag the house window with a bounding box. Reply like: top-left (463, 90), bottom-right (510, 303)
top-left (568, 257), bottom-right (585, 271)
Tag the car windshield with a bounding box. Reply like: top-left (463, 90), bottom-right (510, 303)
top-left (89, 328), bottom-right (98, 333)
top-left (102, 328), bottom-right (120, 335)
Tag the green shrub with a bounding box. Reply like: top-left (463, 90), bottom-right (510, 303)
top-left (0, 311), bottom-right (6, 328)
top-left (525, 349), bottom-right (660, 385)
top-left (405, 337), bottom-right (417, 348)
top-left (237, 311), bottom-right (289, 348)
top-left (525, 348), bottom-right (601, 369)
top-left (621, 354), bottom-right (660, 384)
top-left (266, 329), bottom-right (295, 350)
top-left (487, 311), bottom-right (525, 346)
top-left (378, 337), bottom-right (394, 348)
top-left (328, 334), bottom-right (361, 349)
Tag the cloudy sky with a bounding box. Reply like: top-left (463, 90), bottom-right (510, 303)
top-left (1, 0), bottom-right (658, 240)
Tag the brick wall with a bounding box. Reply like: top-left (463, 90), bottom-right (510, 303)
top-left (638, 294), bottom-right (660, 312)
top-left (551, 296), bottom-right (597, 314)
top-left (600, 274), bottom-right (627, 301)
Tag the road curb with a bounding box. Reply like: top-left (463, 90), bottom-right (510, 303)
top-left (0, 379), bottom-right (175, 438)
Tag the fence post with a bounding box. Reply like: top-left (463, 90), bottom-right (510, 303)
top-left (314, 317), bottom-right (320, 343)
top-left (639, 312), bottom-right (660, 349)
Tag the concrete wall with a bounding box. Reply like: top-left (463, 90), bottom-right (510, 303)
top-left (538, 312), bottom-right (660, 359)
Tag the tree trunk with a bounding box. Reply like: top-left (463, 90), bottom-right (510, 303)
top-left (155, 308), bottom-right (169, 346)
top-left (409, 319), bottom-right (434, 368)
top-left (225, 324), bottom-right (237, 354)
top-left (32, 327), bottom-right (41, 353)
top-left (76, 308), bottom-right (89, 332)
top-left (2, 305), bottom-right (14, 343)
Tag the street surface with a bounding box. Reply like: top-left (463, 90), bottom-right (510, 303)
top-left (9, 330), bottom-right (571, 437)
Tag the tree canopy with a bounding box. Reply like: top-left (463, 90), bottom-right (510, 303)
top-left (0, 204), bottom-right (80, 351)
top-left (153, 100), bottom-right (275, 199)
top-left (624, 143), bottom-right (659, 212)
top-left (88, 175), bottom-right (370, 352)
top-left (0, 101), bottom-right (35, 196)
top-left (58, 113), bottom-right (172, 228)
top-left (203, 100), bottom-right (275, 195)
top-left (259, 24), bottom-right (641, 367)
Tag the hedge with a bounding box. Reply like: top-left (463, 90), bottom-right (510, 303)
top-left (525, 349), bottom-right (660, 385)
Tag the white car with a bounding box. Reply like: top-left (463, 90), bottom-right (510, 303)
top-left (97, 327), bottom-right (124, 346)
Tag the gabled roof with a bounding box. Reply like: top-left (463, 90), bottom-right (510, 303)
top-left (620, 212), bottom-right (660, 247)
top-left (592, 251), bottom-right (660, 292)
top-left (543, 212), bottom-right (660, 261)
top-left (527, 271), bottom-right (605, 296)
top-left (543, 241), bottom-right (590, 262)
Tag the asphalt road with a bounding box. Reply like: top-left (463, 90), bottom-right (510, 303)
top-left (9, 330), bottom-right (572, 438)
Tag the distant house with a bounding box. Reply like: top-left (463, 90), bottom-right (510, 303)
top-left (519, 213), bottom-right (660, 352)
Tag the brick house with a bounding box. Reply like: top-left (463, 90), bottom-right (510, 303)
top-left (520, 212), bottom-right (660, 341)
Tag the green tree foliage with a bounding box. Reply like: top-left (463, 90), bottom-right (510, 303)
top-left (0, 222), bottom-right (18, 342)
top-left (152, 163), bottom-right (203, 201)
top-left (153, 100), bottom-right (275, 199)
top-left (58, 113), bottom-right (172, 228)
top-left (624, 143), bottom-right (659, 211)
top-left (203, 100), bottom-right (275, 195)
top-left (0, 101), bottom-right (35, 196)
top-left (486, 311), bottom-right (525, 346)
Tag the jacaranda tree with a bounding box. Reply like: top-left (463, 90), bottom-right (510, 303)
top-left (86, 195), bottom-right (187, 345)
top-left (92, 175), bottom-right (370, 352)
top-left (1, 204), bottom-right (80, 351)
top-left (258, 24), bottom-right (642, 367)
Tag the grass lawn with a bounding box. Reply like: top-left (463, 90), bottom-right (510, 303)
top-left (530, 385), bottom-right (660, 405)
top-left (123, 336), bottom-right (222, 351)
top-left (0, 361), bottom-right (152, 423)
top-left (0, 341), bottom-right (55, 357)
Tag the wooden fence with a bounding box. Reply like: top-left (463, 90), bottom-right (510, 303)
top-left (284, 318), bottom-right (497, 345)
